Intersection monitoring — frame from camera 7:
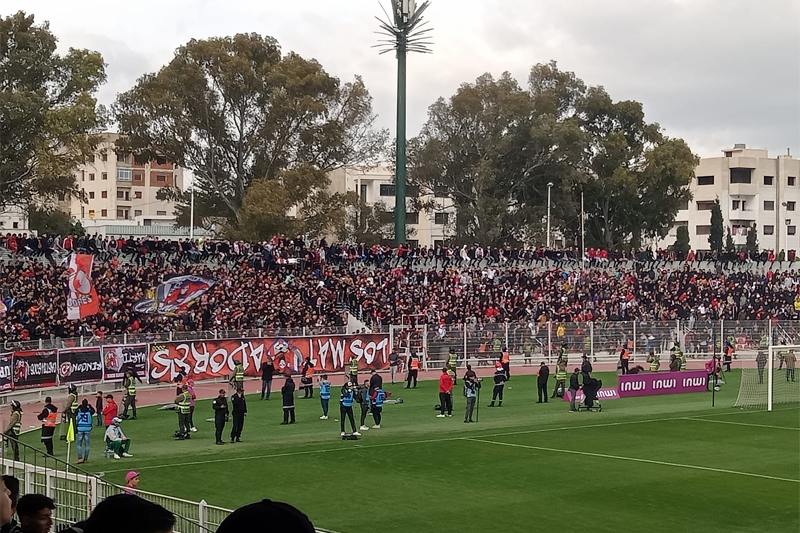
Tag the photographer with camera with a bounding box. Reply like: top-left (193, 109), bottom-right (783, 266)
top-left (463, 374), bottom-right (480, 423)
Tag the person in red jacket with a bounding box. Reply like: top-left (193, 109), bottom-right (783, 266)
top-left (102, 394), bottom-right (118, 426)
top-left (437, 367), bottom-right (454, 418)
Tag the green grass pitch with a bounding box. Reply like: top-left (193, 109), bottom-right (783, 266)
top-left (22, 371), bottom-right (800, 533)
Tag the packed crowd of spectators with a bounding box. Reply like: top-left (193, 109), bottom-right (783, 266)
top-left (2, 232), bottom-right (800, 347)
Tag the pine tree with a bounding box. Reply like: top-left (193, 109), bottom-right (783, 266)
top-left (709, 199), bottom-right (724, 253)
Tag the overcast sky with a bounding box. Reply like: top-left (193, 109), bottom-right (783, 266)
top-left (7, 0), bottom-right (799, 158)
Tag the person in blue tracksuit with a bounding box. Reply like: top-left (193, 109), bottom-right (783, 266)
top-left (318, 374), bottom-right (332, 420)
top-left (370, 388), bottom-right (386, 428)
top-left (339, 381), bottom-right (359, 436)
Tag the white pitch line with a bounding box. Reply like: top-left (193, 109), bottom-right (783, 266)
top-left (682, 417), bottom-right (800, 431)
top-left (465, 437), bottom-right (800, 484)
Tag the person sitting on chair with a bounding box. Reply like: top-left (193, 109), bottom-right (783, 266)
top-left (104, 418), bottom-right (133, 459)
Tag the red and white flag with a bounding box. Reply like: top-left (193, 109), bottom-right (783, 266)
top-left (67, 254), bottom-right (99, 320)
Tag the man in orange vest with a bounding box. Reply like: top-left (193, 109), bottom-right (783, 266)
top-left (619, 342), bottom-right (631, 375)
top-left (405, 353), bottom-right (420, 389)
top-left (37, 396), bottom-right (58, 456)
top-left (501, 350), bottom-right (511, 380)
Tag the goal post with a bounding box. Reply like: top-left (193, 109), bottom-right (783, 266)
top-left (735, 344), bottom-right (799, 411)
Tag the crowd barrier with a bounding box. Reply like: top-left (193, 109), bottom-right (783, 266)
top-left (0, 333), bottom-right (391, 393)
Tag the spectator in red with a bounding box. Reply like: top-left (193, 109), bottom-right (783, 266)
top-left (437, 367), bottom-right (453, 418)
top-left (102, 395), bottom-right (118, 426)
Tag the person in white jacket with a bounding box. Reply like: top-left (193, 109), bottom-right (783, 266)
top-left (104, 418), bottom-right (133, 459)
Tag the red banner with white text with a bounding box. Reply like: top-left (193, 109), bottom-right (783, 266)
top-left (147, 334), bottom-right (391, 384)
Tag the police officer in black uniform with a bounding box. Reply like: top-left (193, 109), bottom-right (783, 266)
top-left (212, 389), bottom-right (229, 445)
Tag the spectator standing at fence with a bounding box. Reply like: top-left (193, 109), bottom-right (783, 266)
top-left (488, 362), bottom-right (507, 407)
top-left (4, 401), bottom-right (22, 461)
top-left (15, 494), bottom-right (54, 533)
top-left (568, 368), bottom-right (581, 412)
top-left (786, 350), bottom-right (797, 382)
top-left (405, 353), bottom-right (420, 389)
top-left (102, 395), bottom-right (118, 427)
top-left (75, 399), bottom-right (95, 464)
top-left (339, 381), bottom-right (359, 437)
top-left (231, 388), bottom-right (247, 442)
top-left (536, 362), bottom-right (549, 403)
top-left (174, 384), bottom-right (192, 440)
top-left (319, 374), bottom-right (331, 419)
top-left (124, 471), bottom-right (139, 495)
top-left (121, 370), bottom-right (138, 420)
top-left (104, 418), bottom-right (132, 459)
top-left (37, 398), bottom-right (58, 456)
top-left (94, 392), bottom-right (104, 427)
top-left (281, 375), bottom-right (296, 425)
top-left (437, 367), bottom-right (454, 418)
top-left (388, 350), bottom-right (400, 384)
top-left (212, 389), bottom-right (229, 445)
top-left (187, 379), bottom-right (198, 432)
top-left (229, 358), bottom-right (245, 392)
top-left (261, 358), bottom-right (275, 400)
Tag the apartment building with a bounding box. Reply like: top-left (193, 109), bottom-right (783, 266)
top-left (327, 166), bottom-right (456, 247)
top-left (60, 133), bottom-right (184, 229)
top-left (660, 145), bottom-right (800, 252)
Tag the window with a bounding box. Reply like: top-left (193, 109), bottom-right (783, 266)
top-left (156, 174), bottom-right (167, 182)
top-left (87, 155), bottom-right (95, 163)
top-left (434, 212), bottom-right (449, 225)
top-left (790, 177), bottom-right (797, 186)
top-left (133, 172), bottom-right (144, 182)
top-left (57, 193), bottom-right (65, 202)
top-left (12, 222), bottom-right (18, 229)
top-left (697, 176), bottom-right (714, 185)
top-left (696, 201), bottom-right (715, 211)
top-left (88, 210), bottom-right (95, 218)
top-left (134, 191), bottom-right (142, 199)
top-left (117, 169), bottom-right (132, 181)
top-left (764, 176), bottom-right (774, 185)
top-left (88, 192), bottom-right (95, 199)
top-left (101, 209), bottom-right (107, 217)
top-left (679, 199), bottom-right (689, 211)
top-left (764, 201), bottom-right (775, 211)
top-left (731, 200), bottom-right (740, 210)
top-left (725, 151), bottom-right (733, 157)
top-left (102, 172), bottom-right (107, 180)
top-left (696, 225), bottom-right (712, 235)
top-left (156, 210), bottom-right (167, 216)
top-left (787, 202), bottom-right (796, 211)
top-left (406, 212), bottom-right (419, 225)
top-left (116, 152), bottom-right (127, 162)
top-left (117, 209), bottom-right (124, 218)
top-left (359, 184), bottom-right (367, 200)
top-left (89, 173), bottom-right (95, 181)
top-left (117, 190), bottom-right (130, 201)
top-left (379, 184), bottom-right (395, 196)
top-left (101, 191), bottom-right (107, 199)
top-left (156, 155), bottom-right (167, 165)
top-left (379, 211), bottom-right (393, 224)
top-left (732, 224), bottom-right (748, 236)
top-left (134, 210), bottom-right (142, 217)
top-left (102, 153), bottom-right (108, 162)
top-left (764, 225), bottom-right (775, 235)
top-left (730, 168), bottom-right (752, 183)
top-left (81, 173), bottom-right (85, 182)
top-left (789, 226), bottom-right (797, 236)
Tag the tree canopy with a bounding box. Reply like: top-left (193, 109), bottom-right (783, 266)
top-left (113, 33), bottom-right (387, 236)
top-left (408, 61), bottom-right (697, 248)
top-left (0, 11), bottom-right (107, 212)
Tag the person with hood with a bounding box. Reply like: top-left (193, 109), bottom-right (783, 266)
top-left (75, 399), bottom-right (95, 464)
top-left (3, 401), bottom-right (22, 461)
top-left (280, 375), bottom-right (296, 425)
top-left (37, 397), bottom-right (58, 456)
top-left (102, 395), bottom-right (118, 427)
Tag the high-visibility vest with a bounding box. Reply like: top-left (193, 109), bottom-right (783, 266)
top-left (560, 348), bottom-right (568, 363)
top-left (410, 359), bottom-right (420, 370)
top-left (679, 354), bottom-right (687, 371)
top-left (622, 349), bottom-right (630, 360)
top-left (9, 412), bottom-right (21, 436)
top-left (501, 353), bottom-right (510, 364)
top-left (448, 353), bottom-right (458, 368)
top-left (178, 392), bottom-right (192, 414)
top-left (583, 337), bottom-right (591, 350)
top-left (350, 358), bottom-right (358, 374)
top-left (125, 377), bottom-right (136, 396)
top-left (234, 364), bottom-right (245, 382)
top-left (44, 410), bottom-right (57, 428)
top-left (649, 355), bottom-right (660, 372)
top-left (556, 368), bottom-right (567, 381)
top-left (759, 336), bottom-right (769, 348)
top-left (69, 394), bottom-right (78, 414)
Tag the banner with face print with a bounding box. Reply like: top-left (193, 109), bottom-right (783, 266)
top-left (0, 353), bottom-right (12, 392)
top-left (12, 350), bottom-right (58, 389)
top-left (66, 254), bottom-right (99, 320)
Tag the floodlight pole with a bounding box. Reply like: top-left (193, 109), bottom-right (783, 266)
top-left (395, 33), bottom-right (407, 245)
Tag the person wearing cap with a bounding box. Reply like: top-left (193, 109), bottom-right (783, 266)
top-left (187, 379), bottom-right (198, 432)
top-left (212, 389), bottom-right (229, 446)
top-left (174, 384), bottom-right (192, 440)
top-left (229, 358), bottom-right (245, 392)
top-left (280, 375), bottom-right (296, 425)
top-left (62, 385), bottom-right (79, 441)
top-left (3, 401), bottom-right (22, 461)
top-left (339, 380), bottom-right (359, 437)
top-left (214, 499), bottom-right (315, 533)
top-left (230, 388), bottom-right (247, 443)
top-left (487, 362), bottom-right (507, 407)
top-left (102, 395), bottom-right (118, 427)
top-left (124, 472), bottom-right (139, 495)
top-left (37, 397), bottom-right (58, 456)
top-left (121, 370), bottom-right (139, 420)
top-left (104, 418), bottom-right (133, 459)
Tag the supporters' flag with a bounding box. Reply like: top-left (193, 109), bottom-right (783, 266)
top-left (66, 254), bottom-right (99, 320)
top-left (132, 275), bottom-right (215, 315)
top-left (66, 418), bottom-right (75, 443)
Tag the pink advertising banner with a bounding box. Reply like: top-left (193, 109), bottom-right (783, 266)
top-left (563, 388), bottom-right (620, 402)
top-left (617, 370), bottom-right (708, 398)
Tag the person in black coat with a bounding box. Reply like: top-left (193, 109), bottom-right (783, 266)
top-left (230, 388), bottom-right (247, 443)
top-left (536, 362), bottom-right (550, 403)
top-left (281, 376), bottom-right (296, 425)
top-left (212, 389), bottom-right (229, 446)
top-left (581, 355), bottom-right (593, 381)
top-left (568, 368), bottom-right (581, 412)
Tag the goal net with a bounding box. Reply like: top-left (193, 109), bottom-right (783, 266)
top-left (734, 345), bottom-right (800, 410)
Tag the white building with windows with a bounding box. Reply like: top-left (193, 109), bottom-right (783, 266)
top-left (327, 166), bottom-right (455, 247)
top-left (660, 145), bottom-right (800, 252)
